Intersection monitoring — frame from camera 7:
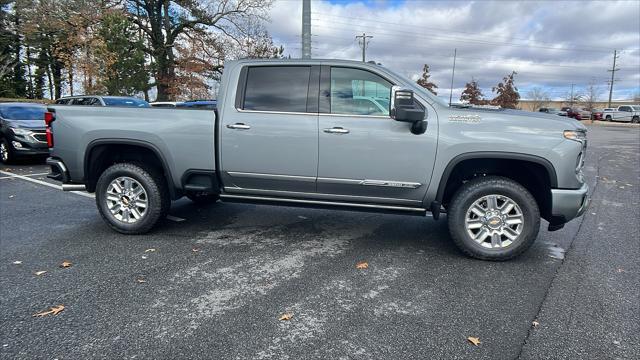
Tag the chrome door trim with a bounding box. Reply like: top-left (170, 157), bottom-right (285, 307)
top-left (223, 186), bottom-right (422, 206)
top-left (318, 177), bottom-right (422, 189)
top-left (318, 112), bottom-right (389, 119)
top-left (226, 171), bottom-right (316, 182)
top-left (235, 108), bottom-right (316, 116)
top-left (220, 193), bottom-right (426, 213)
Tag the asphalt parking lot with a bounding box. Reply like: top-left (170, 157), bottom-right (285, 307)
top-left (0, 125), bottom-right (638, 360)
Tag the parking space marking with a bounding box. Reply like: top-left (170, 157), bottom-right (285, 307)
top-left (0, 172), bottom-right (50, 180)
top-left (0, 170), bottom-right (94, 198)
top-left (1, 170), bottom-right (186, 222)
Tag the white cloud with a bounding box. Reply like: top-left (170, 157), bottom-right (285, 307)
top-left (266, 0), bottom-right (640, 101)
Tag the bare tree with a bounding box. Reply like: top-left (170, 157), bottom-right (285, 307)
top-left (526, 87), bottom-right (550, 111)
top-left (125, 0), bottom-right (273, 101)
top-left (582, 81), bottom-right (603, 111)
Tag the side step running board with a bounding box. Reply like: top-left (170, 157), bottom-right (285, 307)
top-left (220, 193), bottom-right (428, 216)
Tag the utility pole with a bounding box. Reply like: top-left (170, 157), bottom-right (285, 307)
top-left (569, 83), bottom-right (575, 107)
top-left (449, 48), bottom-right (457, 106)
top-left (355, 33), bottom-right (373, 62)
top-left (607, 49), bottom-right (620, 108)
top-left (301, 0), bottom-right (311, 59)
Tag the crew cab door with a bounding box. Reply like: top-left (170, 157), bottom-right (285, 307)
top-left (316, 66), bottom-right (437, 206)
top-left (220, 65), bottom-right (320, 194)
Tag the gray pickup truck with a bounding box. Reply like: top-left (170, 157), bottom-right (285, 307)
top-left (45, 59), bottom-right (589, 260)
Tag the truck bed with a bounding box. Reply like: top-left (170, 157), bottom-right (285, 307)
top-left (48, 106), bottom-right (217, 190)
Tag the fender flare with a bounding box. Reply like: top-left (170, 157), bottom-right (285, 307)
top-left (84, 138), bottom-right (176, 198)
top-left (435, 151), bottom-right (558, 203)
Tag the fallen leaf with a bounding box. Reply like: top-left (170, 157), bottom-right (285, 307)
top-left (136, 278), bottom-right (146, 283)
top-left (192, 248), bottom-right (200, 253)
top-left (141, 255), bottom-right (148, 260)
top-left (278, 313), bottom-right (293, 321)
top-left (34, 271), bottom-right (47, 276)
top-left (9, 195), bottom-right (14, 198)
top-left (467, 336), bottom-right (481, 346)
top-left (60, 261), bottom-right (72, 268)
top-left (617, 268), bottom-right (625, 273)
top-left (144, 248), bottom-right (156, 253)
top-left (12, 261), bottom-right (22, 265)
top-left (532, 321), bottom-right (539, 327)
top-left (355, 261), bottom-right (369, 270)
top-left (33, 305), bottom-right (64, 317)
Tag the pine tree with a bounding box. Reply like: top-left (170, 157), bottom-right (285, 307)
top-left (416, 64), bottom-right (438, 95)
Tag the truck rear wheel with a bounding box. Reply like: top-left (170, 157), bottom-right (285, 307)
top-left (447, 176), bottom-right (540, 261)
top-left (95, 163), bottom-right (170, 234)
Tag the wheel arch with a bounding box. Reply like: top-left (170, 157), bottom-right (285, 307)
top-left (84, 139), bottom-right (177, 199)
top-left (435, 152), bottom-right (558, 219)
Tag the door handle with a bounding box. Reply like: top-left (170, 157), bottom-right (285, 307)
top-left (227, 123), bottom-right (251, 130)
top-left (323, 127), bottom-right (350, 134)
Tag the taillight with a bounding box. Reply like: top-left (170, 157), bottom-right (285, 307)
top-left (44, 111), bottom-right (55, 147)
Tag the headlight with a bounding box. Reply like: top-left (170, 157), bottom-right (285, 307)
top-left (11, 128), bottom-right (33, 136)
top-left (563, 130), bottom-right (586, 142)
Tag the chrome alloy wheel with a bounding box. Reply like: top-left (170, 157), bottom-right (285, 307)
top-left (0, 142), bottom-right (8, 162)
top-left (105, 176), bottom-right (148, 223)
top-left (464, 194), bottom-right (524, 249)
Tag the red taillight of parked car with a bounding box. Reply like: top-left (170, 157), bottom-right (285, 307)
top-left (44, 111), bottom-right (55, 148)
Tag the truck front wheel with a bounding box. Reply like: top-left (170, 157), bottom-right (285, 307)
top-left (95, 163), bottom-right (170, 234)
top-left (447, 176), bottom-right (540, 261)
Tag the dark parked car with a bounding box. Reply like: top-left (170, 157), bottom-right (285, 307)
top-left (0, 103), bottom-right (49, 163)
top-left (538, 107), bottom-right (568, 116)
top-left (591, 108), bottom-right (603, 120)
top-left (55, 96), bottom-right (150, 108)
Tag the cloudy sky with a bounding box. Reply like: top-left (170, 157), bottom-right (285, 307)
top-left (266, 0), bottom-right (640, 102)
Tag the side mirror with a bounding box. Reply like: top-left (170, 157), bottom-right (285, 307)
top-left (390, 86), bottom-right (425, 123)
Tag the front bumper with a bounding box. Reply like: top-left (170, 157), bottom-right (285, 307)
top-left (550, 183), bottom-right (590, 224)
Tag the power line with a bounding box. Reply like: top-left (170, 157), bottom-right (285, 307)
top-left (311, 18), bottom-right (624, 53)
top-left (355, 33), bottom-right (373, 62)
top-left (313, 12), bottom-right (624, 53)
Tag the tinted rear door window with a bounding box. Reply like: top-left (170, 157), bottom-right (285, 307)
top-left (243, 66), bottom-right (311, 112)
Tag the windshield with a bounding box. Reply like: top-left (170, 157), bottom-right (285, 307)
top-left (102, 97), bottom-right (150, 107)
top-left (632, 106), bottom-right (640, 111)
top-left (0, 105), bottom-right (46, 120)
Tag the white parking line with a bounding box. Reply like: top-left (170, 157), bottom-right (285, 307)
top-left (0, 170), bottom-right (94, 198)
top-left (0, 172), bottom-right (50, 180)
top-left (1, 169), bottom-right (186, 222)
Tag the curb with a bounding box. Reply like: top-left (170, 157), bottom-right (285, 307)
top-left (581, 120), bottom-right (640, 128)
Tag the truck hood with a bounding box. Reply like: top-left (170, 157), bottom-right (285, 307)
top-left (451, 106), bottom-right (586, 131)
top-left (4, 119), bottom-right (46, 130)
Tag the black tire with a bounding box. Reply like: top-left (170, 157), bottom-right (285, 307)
top-left (0, 138), bottom-right (14, 164)
top-left (186, 192), bottom-right (220, 204)
top-left (605, 115), bottom-right (612, 121)
top-left (632, 116), bottom-right (639, 124)
top-left (95, 162), bottom-right (170, 234)
top-left (447, 176), bottom-right (540, 261)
